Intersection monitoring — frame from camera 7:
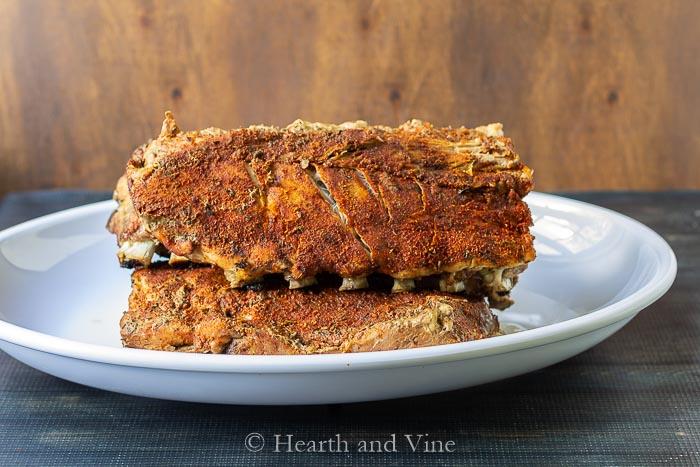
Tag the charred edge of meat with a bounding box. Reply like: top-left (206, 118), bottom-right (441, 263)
top-left (120, 259), bottom-right (143, 269)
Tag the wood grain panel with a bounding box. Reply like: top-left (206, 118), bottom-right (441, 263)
top-left (0, 0), bottom-right (698, 195)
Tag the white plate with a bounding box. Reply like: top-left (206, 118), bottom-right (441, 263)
top-left (0, 193), bottom-right (676, 405)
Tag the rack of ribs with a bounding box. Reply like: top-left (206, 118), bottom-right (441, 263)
top-left (108, 113), bottom-right (535, 309)
top-left (121, 265), bottom-right (499, 354)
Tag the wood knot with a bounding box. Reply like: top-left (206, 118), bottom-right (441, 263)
top-left (389, 89), bottom-right (401, 103)
top-left (581, 17), bottom-right (591, 33)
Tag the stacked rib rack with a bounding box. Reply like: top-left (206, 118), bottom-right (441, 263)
top-left (108, 113), bottom-right (535, 354)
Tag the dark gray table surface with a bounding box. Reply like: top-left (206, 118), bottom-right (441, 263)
top-left (0, 190), bottom-right (698, 466)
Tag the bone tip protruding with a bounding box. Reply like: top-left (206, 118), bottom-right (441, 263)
top-left (224, 268), bottom-right (262, 288)
top-left (400, 119), bottom-right (430, 133)
top-left (480, 268), bottom-right (514, 292)
top-left (475, 123), bottom-right (504, 138)
top-left (339, 276), bottom-right (369, 291)
top-left (168, 253), bottom-right (189, 265)
top-left (160, 111), bottom-right (181, 139)
top-left (439, 279), bottom-right (466, 293)
top-left (391, 278), bottom-right (415, 293)
top-left (287, 276), bottom-right (318, 289)
top-left (118, 240), bottom-right (157, 267)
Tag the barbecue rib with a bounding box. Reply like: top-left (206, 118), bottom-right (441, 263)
top-left (121, 265), bottom-right (499, 354)
top-left (108, 113), bottom-right (535, 308)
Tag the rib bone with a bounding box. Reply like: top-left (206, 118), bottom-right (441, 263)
top-left (392, 278), bottom-right (416, 293)
top-left (118, 240), bottom-right (157, 266)
top-left (286, 275), bottom-right (318, 289)
top-left (339, 276), bottom-right (369, 291)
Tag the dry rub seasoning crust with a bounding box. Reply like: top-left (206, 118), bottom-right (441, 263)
top-left (108, 113), bottom-right (535, 308)
top-left (121, 265), bottom-right (499, 354)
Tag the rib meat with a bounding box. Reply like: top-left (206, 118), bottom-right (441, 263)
top-left (108, 113), bottom-right (535, 308)
top-left (121, 265), bottom-right (499, 354)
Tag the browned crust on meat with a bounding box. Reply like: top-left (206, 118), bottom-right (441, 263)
top-left (120, 265), bottom-right (499, 354)
top-left (106, 176), bottom-right (150, 246)
top-left (110, 113), bottom-right (535, 290)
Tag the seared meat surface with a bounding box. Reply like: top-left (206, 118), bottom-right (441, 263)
top-left (108, 113), bottom-right (535, 308)
top-left (121, 265), bottom-right (499, 354)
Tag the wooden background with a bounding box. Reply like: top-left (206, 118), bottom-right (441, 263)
top-left (0, 0), bottom-right (698, 195)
